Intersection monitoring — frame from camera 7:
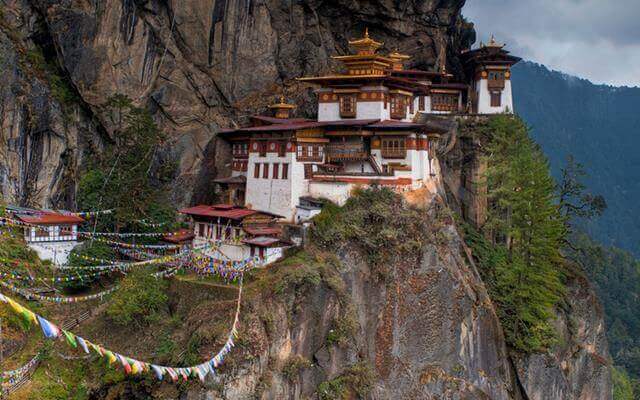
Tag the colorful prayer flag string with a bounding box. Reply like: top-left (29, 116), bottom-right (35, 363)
top-left (0, 275), bottom-right (243, 382)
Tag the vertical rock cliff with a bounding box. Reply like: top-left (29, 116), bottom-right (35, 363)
top-left (0, 1), bottom-right (612, 399)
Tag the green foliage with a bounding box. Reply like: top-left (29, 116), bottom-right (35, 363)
top-left (470, 115), bottom-right (566, 353)
top-left (63, 241), bottom-right (117, 292)
top-left (326, 308), bottom-right (358, 347)
top-left (613, 366), bottom-right (636, 400)
top-left (317, 362), bottom-right (375, 400)
top-left (281, 355), bottom-right (312, 381)
top-left (310, 187), bottom-right (428, 279)
top-left (77, 95), bottom-right (177, 233)
top-left (570, 233), bottom-right (640, 397)
top-left (26, 47), bottom-right (80, 109)
top-left (106, 269), bottom-right (168, 327)
top-left (272, 251), bottom-right (323, 296)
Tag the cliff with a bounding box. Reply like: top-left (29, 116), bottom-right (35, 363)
top-left (0, 1), bottom-right (612, 399)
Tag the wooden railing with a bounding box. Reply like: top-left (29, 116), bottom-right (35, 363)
top-left (326, 144), bottom-right (368, 161)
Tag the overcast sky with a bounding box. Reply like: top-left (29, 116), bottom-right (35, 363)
top-left (462, 0), bottom-right (640, 87)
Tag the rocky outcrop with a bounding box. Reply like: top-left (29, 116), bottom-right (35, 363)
top-left (514, 273), bottom-right (612, 400)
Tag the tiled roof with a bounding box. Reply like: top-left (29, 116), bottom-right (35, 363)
top-left (162, 229), bottom-right (195, 244)
top-left (251, 116), bottom-right (311, 125)
top-left (242, 236), bottom-right (282, 247)
top-left (179, 205), bottom-right (259, 220)
top-left (367, 120), bottom-right (425, 129)
top-left (243, 226), bottom-right (282, 236)
top-left (213, 175), bottom-right (247, 184)
top-left (16, 212), bottom-right (85, 225)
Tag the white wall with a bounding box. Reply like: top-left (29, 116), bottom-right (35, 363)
top-left (30, 241), bottom-right (80, 265)
top-left (245, 152), bottom-right (297, 220)
top-left (318, 103), bottom-right (341, 121)
top-left (476, 79), bottom-right (514, 114)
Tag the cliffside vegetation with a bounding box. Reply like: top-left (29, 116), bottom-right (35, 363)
top-left (464, 115), bottom-right (566, 353)
top-left (569, 234), bottom-right (640, 399)
top-left (77, 95), bottom-right (177, 232)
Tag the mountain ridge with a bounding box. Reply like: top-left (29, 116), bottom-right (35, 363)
top-left (512, 60), bottom-right (640, 256)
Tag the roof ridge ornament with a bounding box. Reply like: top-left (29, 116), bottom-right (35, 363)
top-left (348, 27), bottom-right (383, 55)
top-left (484, 34), bottom-right (505, 49)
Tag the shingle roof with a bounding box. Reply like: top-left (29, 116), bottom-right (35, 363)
top-left (16, 212), bottom-right (85, 225)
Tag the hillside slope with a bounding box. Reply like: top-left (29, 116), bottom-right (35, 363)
top-left (512, 61), bottom-right (640, 256)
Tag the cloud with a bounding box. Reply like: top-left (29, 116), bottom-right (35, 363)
top-left (463, 0), bottom-right (640, 87)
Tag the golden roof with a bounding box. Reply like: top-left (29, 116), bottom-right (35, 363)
top-left (348, 28), bottom-right (383, 55)
top-left (388, 50), bottom-right (410, 61)
top-left (268, 95), bottom-right (296, 109)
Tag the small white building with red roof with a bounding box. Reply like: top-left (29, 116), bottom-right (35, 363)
top-left (6, 206), bottom-right (85, 264)
top-left (179, 204), bottom-right (289, 266)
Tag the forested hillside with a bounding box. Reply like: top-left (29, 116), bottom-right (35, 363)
top-left (512, 62), bottom-right (640, 257)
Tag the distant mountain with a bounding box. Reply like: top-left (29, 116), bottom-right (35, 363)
top-left (512, 61), bottom-right (640, 256)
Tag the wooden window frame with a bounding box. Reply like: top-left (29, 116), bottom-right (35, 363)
top-left (282, 163), bottom-right (289, 179)
top-left (272, 163), bottom-right (279, 179)
top-left (262, 163), bottom-right (269, 179)
top-left (381, 137), bottom-right (407, 159)
top-left (390, 95), bottom-right (406, 119)
top-left (418, 96), bottom-right (425, 111)
top-left (339, 94), bottom-right (357, 118)
top-left (254, 163), bottom-right (260, 179)
top-left (490, 91), bottom-right (502, 107)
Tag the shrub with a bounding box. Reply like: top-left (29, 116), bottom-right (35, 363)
top-left (281, 355), bottom-right (312, 381)
top-left (106, 269), bottom-right (168, 327)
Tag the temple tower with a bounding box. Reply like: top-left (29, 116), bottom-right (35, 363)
top-left (462, 36), bottom-right (521, 114)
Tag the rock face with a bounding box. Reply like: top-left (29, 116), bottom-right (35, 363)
top-left (0, 1), bottom-right (612, 399)
top-left (0, 0), bottom-right (474, 206)
top-left (514, 273), bottom-right (612, 400)
top-left (181, 209), bottom-right (519, 400)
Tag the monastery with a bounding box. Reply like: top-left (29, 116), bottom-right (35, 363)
top-left (5, 32), bottom-right (520, 268)
top-left (213, 31), bottom-right (521, 223)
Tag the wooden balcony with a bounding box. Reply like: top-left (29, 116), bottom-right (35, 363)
top-left (487, 78), bottom-right (505, 90)
top-left (326, 144), bottom-right (369, 161)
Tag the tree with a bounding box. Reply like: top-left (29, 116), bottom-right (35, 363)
top-left (472, 115), bottom-right (566, 352)
top-left (106, 269), bottom-right (168, 327)
top-left (558, 155), bottom-right (607, 234)
top-left (77, 95), bottom-right (177, 233)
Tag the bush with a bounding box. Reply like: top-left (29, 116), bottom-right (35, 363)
top-left (310, 187), bottom-right (428, 280)
top-left (317, 362), bottom-right (375, 400)
top-left (106, 269), bottom-right (168, 327)
top-left (281, 355), bottom-right (312, 382)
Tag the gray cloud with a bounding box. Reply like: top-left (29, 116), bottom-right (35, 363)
top-left (463, 0), bottom-right (640, 87)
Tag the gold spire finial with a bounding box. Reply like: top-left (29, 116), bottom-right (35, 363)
top-left (348, 28), bottom-right (383, 55)
top-left (484, 34), bottom-right (504, 49)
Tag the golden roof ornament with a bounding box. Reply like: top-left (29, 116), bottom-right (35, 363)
top-left (348, 27), bottom-right (383, 55)
top-left (388, 49), bottom-right (410, 70)
top-left (484, 34), bottom-right (505, 49)
top-left (268, 95), bottom-right (296, 110)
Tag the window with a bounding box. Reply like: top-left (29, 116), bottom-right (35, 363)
top-left (390, 95), bottom-right (406, 119)
top-left (490, 91), bottom-right (502, 107)
top-left (272, 163), bottom-right (279, 179)
top-left (262, 163), bottom-right (269, 179)
top-left (418, 96), bottom-right (425, 111)
top-left (431, 93), bottom-right (459, 112)
top-left (304, 164), bottom-right (313, 179)
top-left (282, 163), bottom-right (289, 179)
top-left (254, 163), bottom-right (260, 178)
top-left (488, 71), bottom-right (506, 89)
top-left (339, 94), bottom-right (356, 118)
top-left (297, 144), bottom-right (304, 158)
top-left (410, 97), bottom-right (414, 114)
top-left (381, 137), bottom-right (406, 158)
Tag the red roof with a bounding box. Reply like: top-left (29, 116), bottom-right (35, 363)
top-left (162, 229), bottom-right (195, 244)
top-left (179, 204), bottom-right (259, 220)
top-left (237, 121), bottom-right (325, 132)
top-left (367, 120), bottom-right (426, 129)
top-left (242, 236), bottom-right (282, 247)
top-left (251, 116), bottom-right (312, 125)
top-left (16, 212), bottom-right (85, 225)
top-left (243, 226), bottom-right (282, 236)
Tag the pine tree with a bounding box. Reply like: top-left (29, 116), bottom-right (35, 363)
top-left (475, 115), bottom-right (566, 352)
